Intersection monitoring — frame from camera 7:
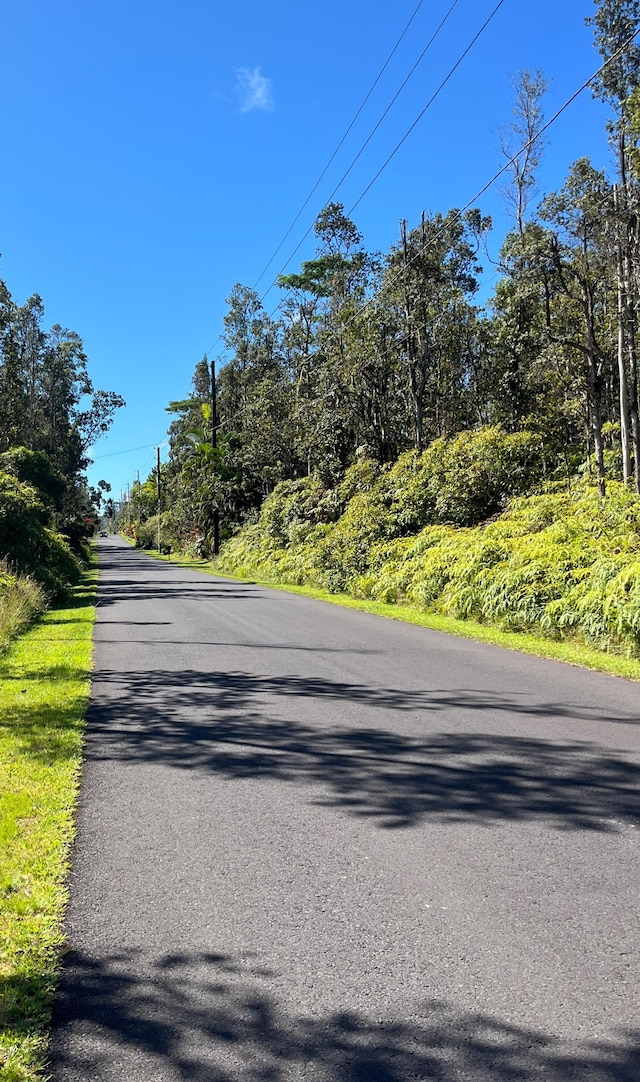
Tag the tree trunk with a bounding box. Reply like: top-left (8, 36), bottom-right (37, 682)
top-left (627, 315), bottom-right (640, 493)
top-left (624, 239), bottom-right (640, 492)
top-left (583, 279), bottom-right (606, 496)
top-left (615, 221), bottom-right (632, 483)
top-left (618, 137), bottom-right (640, 491)
top-left (586, 343), bottom-right (606, 497)
top-left (409, 360), bottom-right (426, 452)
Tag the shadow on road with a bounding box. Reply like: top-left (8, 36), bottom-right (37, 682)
top-left (96, 580), bottom-right (262, 606)
top-left (94, 544), bottom-right (265, 607)
top-left (79, 668), bottom-right (640, 832)
top-left (46, 948), bottom-right (640, 1081)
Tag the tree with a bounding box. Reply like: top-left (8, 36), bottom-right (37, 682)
top-left (587, 0), bottom-right (640, 488)
top-left (499, 69), bottom-right (549, 236)
top-left (540, 159), bottom-right (614, 495)
top-left (0, 277), bottom-right (124, 550)
top-left (384, 209), bottom-right (490, 451)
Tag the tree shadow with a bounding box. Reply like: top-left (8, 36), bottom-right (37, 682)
top-left (0, 649), bottom-right (89, 761)
top-left (81, 668), bottom-right (640, 832)
top-left (92, 544), bottom-right (288, 608)
top-left (46, 949), bottom-right (640, 1081)
top-left (94, 579), bottom-right (266, 607)
top-left (95, 638), bottom-right (381, 652)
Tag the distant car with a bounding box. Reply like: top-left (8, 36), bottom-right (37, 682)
top-left (99, 530), bottom-right (108, 537)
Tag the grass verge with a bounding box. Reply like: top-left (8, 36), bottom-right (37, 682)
top-left (142, 549), bottom-right (640, 682)
top-left (0, 569), bottom-right (97, 1082)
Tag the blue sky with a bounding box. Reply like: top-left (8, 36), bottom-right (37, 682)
top-left (0, 0), bottom-right (614, 496)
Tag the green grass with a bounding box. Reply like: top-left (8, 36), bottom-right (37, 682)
top-left (0, 576), bottom-right (46, 657)
top-left (144, 549), bottom-right (640, 682)
top-left (0, 571), bottom-right (97, 1082)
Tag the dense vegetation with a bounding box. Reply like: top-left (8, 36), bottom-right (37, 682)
top-left (216, 437), bottom-right (640, 655)
top-left (0, 278), bottom-right (123, 638)
top-left (121, 1), bottom-right (640, 656)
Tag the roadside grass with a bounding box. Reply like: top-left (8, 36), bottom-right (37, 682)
top-left (0, 570), bottom-right (97, 1082)
top-left (0, 576), bottom-right (46, 657)
top-left (143, 549), bottom-right (640, 682)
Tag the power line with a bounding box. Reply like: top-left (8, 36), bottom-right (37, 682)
top-left (390, 25), bottom-right (640, 274)
top-left (259, 0), bottom-right (462, 304)
top-left (254, 0), bottom-right (498, 326)
top-left (322, 25), bottom-right (640, 364)
top-left (211, 25), bottom-right (640, 435)
top-left (258, 0), bottom-right (498, 321)
top-left (251, 0), bottom-right (447, 293)
top-left (93, 440), bottom-right (168, 460)
top-left (348, 0), bottom-right (507, 215)
top-left (201, 0), bottom-right (453, 370)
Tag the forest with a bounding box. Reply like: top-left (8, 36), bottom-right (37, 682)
top-left (119, 3), bottom-right (640, 657)
top-left (0, 278), bottom-right (123, 644)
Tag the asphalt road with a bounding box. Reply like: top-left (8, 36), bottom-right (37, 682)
top-left (49, 536), bottom-right (639, 1081)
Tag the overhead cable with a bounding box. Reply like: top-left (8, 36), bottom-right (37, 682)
top-left (202, 0), bottom-right (448, 365)
top-left (211, 25), bottom-right (640, 433)
top-left (259, 0), bottom-right (463, 304)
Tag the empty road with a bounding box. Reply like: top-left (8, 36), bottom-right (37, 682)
top-left (49, 536), bottom-right (640, 1080)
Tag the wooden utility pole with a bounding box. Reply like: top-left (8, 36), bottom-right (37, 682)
top-left (210, 360), bottom-right (220, 556)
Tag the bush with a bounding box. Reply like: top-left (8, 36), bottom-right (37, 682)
top-left (0, 472), bottom-right (80, 597)
top-left (0, 447), bottom-right (65, 506)
top-left (382, 426), bottom-right (543, 531)
top-left (134, 515), bottom-right (174, 553)
top-left (260, 477), bottom-right (341, 544)
top-left (216, 443), bottom-right (640, 656)
top-left (0, 564), bottom-right (46, 652)
top-left (366, 483), bottom-right (640, 653)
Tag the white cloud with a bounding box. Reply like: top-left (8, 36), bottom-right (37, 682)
top-left (235, 66), bottom-right (274, 113)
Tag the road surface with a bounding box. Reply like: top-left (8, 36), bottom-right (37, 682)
top-left (49, 536), bottom-right (640, 1080)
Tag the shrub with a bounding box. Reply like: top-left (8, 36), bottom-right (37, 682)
top-left (0, 447), bottom-right (65, 506)
top-left (260, 477), bottom-right (341, 544)
top-left (216, 466), bottom-right (640, 656)
top-left (383, 426), bottom-right (543, 531)
top-left (134, 515), bottom-right (174, 553)
top-left (0, 564), bottom-right (46, 652)
top-left (0, 472), bottom-right (80, 597)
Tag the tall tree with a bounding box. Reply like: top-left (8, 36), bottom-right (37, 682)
top-left (540, 159), bottom-right (614, 496)
top-left (500, 69), bottom-right (549, 237)
top-left (587, 0), bottom-right (640, 487)
top-left (279, 203), bottom-right (377, 478)
top-left (384, 209), bottom-right (490, 451)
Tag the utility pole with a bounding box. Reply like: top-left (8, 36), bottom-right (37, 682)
top-left (136, 470), bottom-right (140, 526)
top-left (210, 360), bottom-right (220, 556)
top-left (156, 446), bottom-right (161, 554)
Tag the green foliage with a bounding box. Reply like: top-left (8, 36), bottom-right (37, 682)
top-left (134, 515), bottom-right (159, 550)
top-left (0, 278), bottom-right (124, 571)
top-left (260, 477), bottom-right (341, 544)
top-left (381, 427), bottom-right (544, 531)
top-left (0, 566), bottom-right (46, 653)
top-left (216, 435), bottom-right (640, 656)
top-left (134, 514), bottom-right (174, 553)
top-left (0, 448), bottom-right (65, 506)
top-left (0, 472), bottom-right (80, 598)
